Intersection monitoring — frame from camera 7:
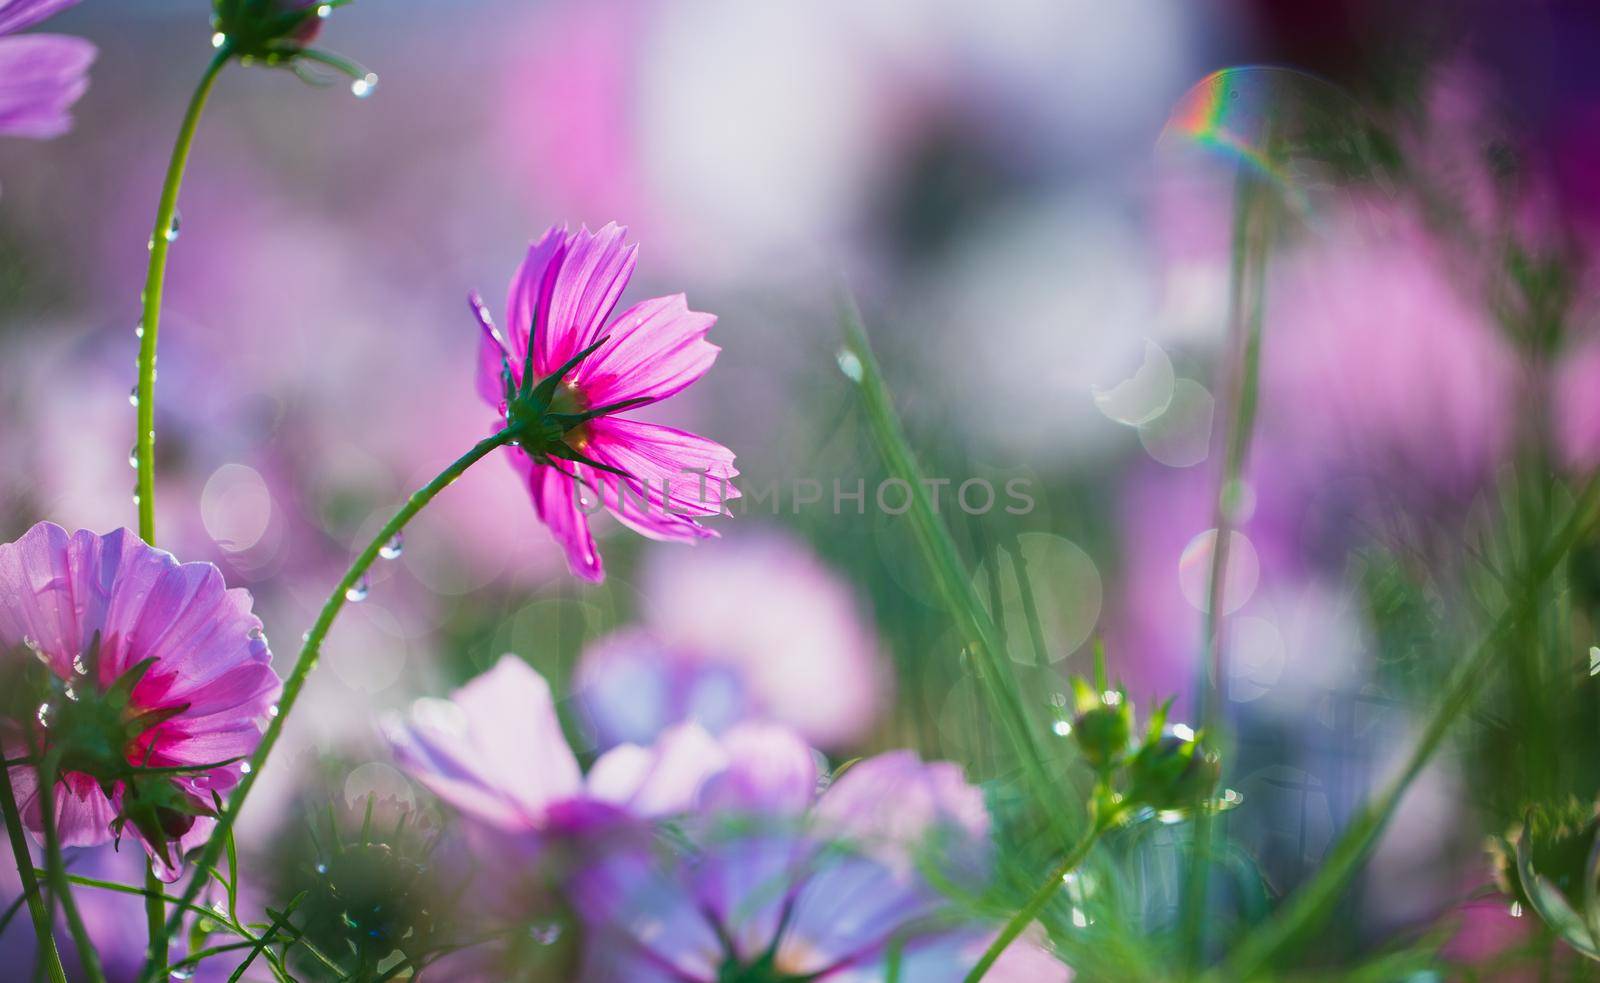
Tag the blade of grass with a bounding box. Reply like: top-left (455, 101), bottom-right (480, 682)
top-left (837, 296), bottom-right (1077, 841)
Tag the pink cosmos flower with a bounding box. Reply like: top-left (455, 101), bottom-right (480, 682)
top-left (0, 0), bottom-right (95, 140)
top-left (471, 223), bottom-right (739, 583)
top-left (0, 523), bottom-right (281, 880)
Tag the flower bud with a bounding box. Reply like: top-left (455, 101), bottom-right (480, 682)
top-left (1493, 799), bottom-right (1600, 914)
top-left (1126, 727), bottom-right (1221, 812)
top-left (1068, 679), bottom-right (1134, 771)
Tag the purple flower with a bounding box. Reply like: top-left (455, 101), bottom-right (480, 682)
top-left (389, 658), bottom-right (1069, 982)
top-left (570, 739), bottom-right (1066, 982)
top-left (0, 523), bottom-right (280, 880)
top-left (472, 223), bottom-right (739, 583)
top-left (0, 0), bottom-right (95, 140)
top-left (574, 530), bottom-right (888, 752)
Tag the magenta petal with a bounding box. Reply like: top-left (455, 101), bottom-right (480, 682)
top-left (0, 0), bottom-right (83, 36)
top-left (586, 418), bottom-right (740, 542)
top-left (12, 767), bottom-right (117, 849)
top-left (533, 223), bottom-right (637, 377)
top-left (386, 656), bottom-right (584, 831)
top-left (574, 294), bottom-right (720, 407)
top-left (523, 456), bottom-right (605, 582)
top-left (502, 226), bottom-right (567, 382)
top-left (0, 34), bottom-right (94, 139)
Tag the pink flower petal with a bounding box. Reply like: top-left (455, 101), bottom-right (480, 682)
top-left (0, 0), bottom-right (83, 37)
top-left (574, 294), bottom-right (720, 407)
top-left (533, 223), bottom-right (637, 378)
top-left (522, 456), bottom-right (605, 582)
top-left (0, 34), bottom-right (94, 139)
top-left (696, 723), bottom-right (817, 817)
top-left (586, 723), bottom-right (729, 818)
top-left (502, 226), bottom-right (568, 383)
top-left (586, 418), bottom-right (740, 541)
top-left (386, 656), bottom-right (584, 832)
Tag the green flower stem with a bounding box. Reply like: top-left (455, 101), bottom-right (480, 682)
top-left (37, 752), bottom-right (106, 983)
top-left (153, 426), bottom-right (519, 963)
top-left (963, 815), bottom-right (1112, 982)
top-left (1217, 471), bottom-right (1600, 980)
top-left (143, 866), bottom-right (164, 967)
top-left (135, 46), bottom-right (229, 544)
top-left (1, 761), bottom-right (68, 983)
top-left (133, 45), bottom-right (230, 966)
top-left (1180, 167), bottom-right (1275, 968)
top-left (838, 300), bottom-right (1077, 846)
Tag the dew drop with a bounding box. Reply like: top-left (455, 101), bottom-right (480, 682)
top-left (315, 863), bottom-right (329, 875)
top-left (164, 211), bottom-right (182, 243)
top-left (1051, 720), bottom-right (1072, 737)
top-left (378, 532), bottom-right (404, 560)
top-left (350, 73), bottom-right (378, 99)
top-left (345, 575), bottom-right (370, 602)
top-left (1509, 901), bottom-right (1524, 918)
top-left (210, 32), bottom-right (226, 49)
top-left (835, 348), bottom-right (864, 383)
top-left (22, 635), bottom-right (39, 653)
top-left (129, 447), bottom-right (140, 469)
top-left (71, 654), bottom-right (88, 675)
top-left (36, 702), bottom-right (53, 727)
top-left (528, 921), bottom-right (563, 946)
top-left (62, 685), bottom-right (78, 702)
top-left (248, 626), bottom-right (266, 642)
top-left (317, 3), bottom-right (332, 16)
top-left (267, 704), bottom-right (280, 718)
top-left (239, 761), bottom-right (252, 775)
top-left (135, 321), bottom-right (145, 339)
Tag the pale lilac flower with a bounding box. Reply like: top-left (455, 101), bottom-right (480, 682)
top-left (0, 523), bottom-right (280, 880)
top-left (575, 530), bottom-right (888, 751)
top-left (389, 658), bottom-right (1068, 982)
top-left (0, 0), bottom-right (94, 140)
top-left (471, 223), bottom-right (739, 583)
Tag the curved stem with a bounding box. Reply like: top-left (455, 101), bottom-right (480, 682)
top-left (135, 47), bottom-right (230, 543)
top-left (155, 427), bottom-right (518, 953)
top-left (1, 763), bottom-right (68, 983)
top-left (963, 819), bottom-right (1107, 983)
top-left (37, 752), bottom-right (106, 983)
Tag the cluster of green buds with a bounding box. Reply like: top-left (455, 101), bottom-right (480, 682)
top-left (270, 795), bottom-right (448, 978)
top-left (1055, 648), bottom-right (1225, 823)
top-left (1491, 798), bottom-right (1600, 961)
top-left (211, 0), bottom-right (376, 95)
